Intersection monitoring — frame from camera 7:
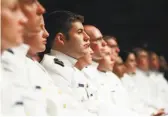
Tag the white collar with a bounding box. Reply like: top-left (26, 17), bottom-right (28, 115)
top-left (136, 68), bottom-right (150, 77)
top-left (11, 44), bottom-right (30, 57)
top-left (91, 61), bottom-right (99, 68)
top-left (50, 49), bottom-right (77, 67)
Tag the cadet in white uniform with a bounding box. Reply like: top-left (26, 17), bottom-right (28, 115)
top-left (149, 52), bottom-right (168, 114)
top-left (132, 48), bottom-right (166, 115)
top-left (40, 11), bottom-right (100, 115)
top-left (82, 55), bottom-right (138, 115)
top-left (1, 0), bottom-right (28, 115)
top-left (83, 27), bottom-right (138, 115)
top-left (116, 51), bottom-right (156, 115)
top-left (1, 0), bottom-right (49, 114)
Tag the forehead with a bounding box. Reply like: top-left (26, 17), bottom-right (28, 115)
top-left (106, 39), bottom-right (117, 46)
top-left (151, 54), bottom-right (158, 59)
top-left (88, 29), bottom-right (102, 41)
top-left (128, 53), bottom-right (135, 59)
top-left (139, 51), bottom-right (147, 55)
top-left (2, 0), bottom-right (17, 7)
top-left (92, 30), bottom-right (102, 39)
top-left (138, 51), bottom-right (148, 58)
top-left (70, 21), bottom-right (84, 31)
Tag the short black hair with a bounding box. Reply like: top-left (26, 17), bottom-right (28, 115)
top-left (119, 51), bottom-right (134, 63)
top-left (45, 10), bottom-right (84, 53)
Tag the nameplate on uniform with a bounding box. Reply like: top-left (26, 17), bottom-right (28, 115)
top-left (15, 101), bottom-right (24, 105)
top-left (78, 83), bottom-right (84, 87)
top-left (111, 90), bottom-right (115, 92)
top-left (7, 49), bottom-right (14, 54)
top-left (90, 94), bottom-right (93, 97)
top-left (35, 85), bottom-right (41, 89)
top-left (54, 58), bottom-right (64, 67)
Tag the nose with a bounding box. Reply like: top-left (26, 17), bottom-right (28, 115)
top-left (43, 27), bottom-right (49, 38)
top-left (36, 1), bottom-right (46, 15)
top-left (116, 47), bottom-right (120, 53)
top-left (18, 10), bottom-right (28, 26)
top-left (83, 31), bottom-right (90, 42)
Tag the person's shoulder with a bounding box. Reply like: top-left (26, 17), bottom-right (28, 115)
top-left (41, 54), bottom-right (64, 68)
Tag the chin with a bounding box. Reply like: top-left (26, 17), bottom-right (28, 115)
top-left (39, 47), bottom-right (45, 52)
top-left (88, 61), bottom-right (92, 65)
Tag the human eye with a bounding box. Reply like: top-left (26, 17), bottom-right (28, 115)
top-left (11, 4), bottom-right (19, 12)
top-left (77, 29), bottom-right (83, 34)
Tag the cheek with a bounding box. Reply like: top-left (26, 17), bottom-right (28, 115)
top-left (91, 43), bottom-right (100, 51)
top-left (129, 63), bottom-right (134, 68)
top-left (2, 12), bottom-right (17, 38)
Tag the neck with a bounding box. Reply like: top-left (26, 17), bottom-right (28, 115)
top-left (75, 60), bottom-right (88, 70)
top-left (138, 66), bottom-right (148, 72)
top-left (97, 63), bottom-right (108, 72)
top-left (1, 40), bottom-right (8, 55)
top-left (126, 69), bottom-right (134, 74)
top-left (92, 56), bottom-right (102, 63)
top-left (27, 49), bottom-right (37, 59)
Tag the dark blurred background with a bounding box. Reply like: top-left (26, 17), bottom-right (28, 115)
top-left (39, 0), bottom-right (168, 61)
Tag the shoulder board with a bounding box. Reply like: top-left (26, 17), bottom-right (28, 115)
top-left (15, 101), bottom-right (24, 105)
top-left (7, 49), bottom-right (14, 54)
top-left (78, 83), bottom-right (84, 87)
top-left (54, 58), bottom-right (64, 67)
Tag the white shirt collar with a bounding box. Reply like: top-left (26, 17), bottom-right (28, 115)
top-left (91, 61), bottom-right (99, 68)
top-left (50, 49), bottom-right (77, 67)
top-left (11, 44), bottom-right (30, 57)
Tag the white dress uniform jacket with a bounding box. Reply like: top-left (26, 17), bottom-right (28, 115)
top-left (41, 50), bottom-right (101, 115)
top-left (0, 45), bottom-right (93, 116)
top-left (121, 73), bottom-right (156, 115)
top-left (1, 45), bottom-right (48, 115)
top-left (133, 68), bottom-right (165, 114)
top-left (149, 71), bottom-right (168, 113)
top-left (82, 63), bottom-right (139, 115)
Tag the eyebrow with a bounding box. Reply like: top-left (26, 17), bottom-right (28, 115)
top-left (91, 37), bottom-right (103, 41)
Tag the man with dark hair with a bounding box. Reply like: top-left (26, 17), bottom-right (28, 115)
top-left (44, 11), bottom-right (85, 54)
top-left (41, 11), bottom-right (98, 115)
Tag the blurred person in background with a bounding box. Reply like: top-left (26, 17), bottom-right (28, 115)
top-left (84, 25), bottom-right (138, 115)
top-left (159, 55), bottom-right (168, 81)
top-left (149, 51), bottom-right (160, 71)
top-left (133, 48), bottom-right (167, 115)
top-left (103, 35), bottom-right (120, 62)
top-left (118, 51), bottom-right (161, 115)
top-left (84, 25), bottom-right (107, 65)
top-left (1, 0), bottom-right (51, 115)
top-left (148, 52), bottom-right (168, 114)
top-left (113, 56), bottom-right (126, 78)
top-left (1, 0), bottom-right (27, 115)
top-left (1, 0), bottom-right (27, 54)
